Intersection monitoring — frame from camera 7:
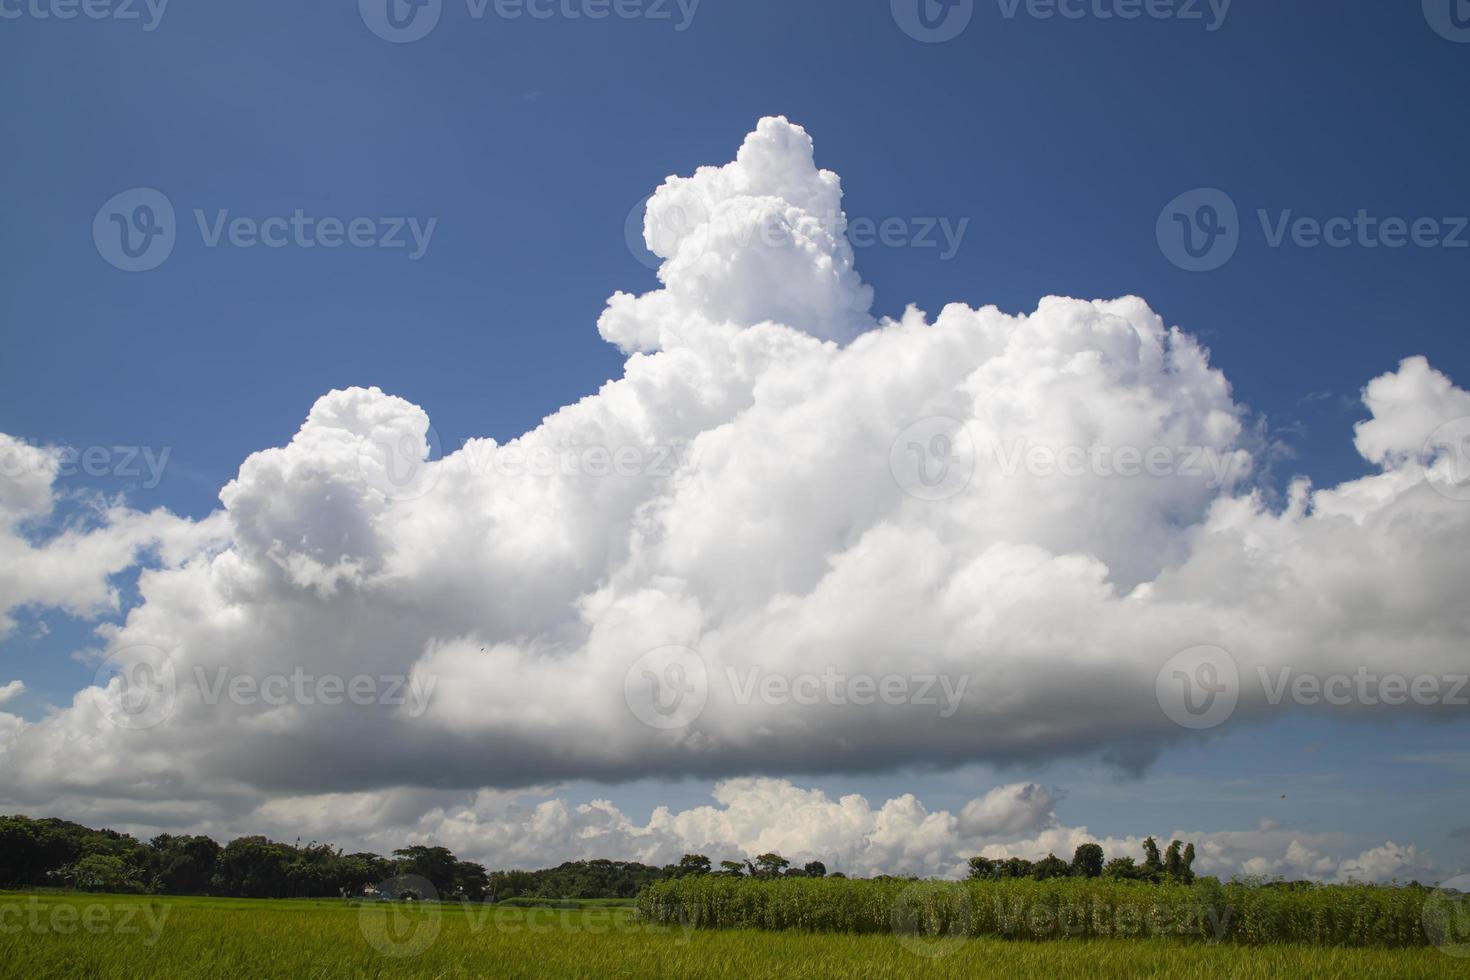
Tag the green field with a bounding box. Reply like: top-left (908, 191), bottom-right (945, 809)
top-left (1, 890), bottom-right (1464, 979)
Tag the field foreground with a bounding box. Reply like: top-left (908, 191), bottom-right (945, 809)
top-left (0, 890), bottom-right (1463, 979)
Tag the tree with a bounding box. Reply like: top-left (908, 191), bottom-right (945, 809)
top-left (1183, 843), bottom-right (1197, 881)
top-left (1071, 843), bottom-right (1104, 879)
top-left (1164, 841), bottom-right (1184, 879)
top-left (60, 854), bottom-right (145, 893)
top-left (452, 861), bottom-right (489, 902)
top-left (967, 856), bottom-right (999, 881)
top-left (999, 857), bottom-right (1035, 879)
top-left (149, 834), bottom-right (220, 894)
top-left (718, 861), bottom-right (746, 877)
top-left (1032, 853), bottom-right (1070, 880)
top-left (1103, 857), bottom-right (1141, 880)
top-left (393, 845), bottom-right (459, 897)
top-left (802, 861), bottom-right (827, 879)
top-left (214, 837), bottom-right (297, 899)
top-left (675, 854), bottom-right (712, 877)
top-left (1141, 837), bottom-right (1164, 882)
top-left (751, 853), bottom-right (790, 879)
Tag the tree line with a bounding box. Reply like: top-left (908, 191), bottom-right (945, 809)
top-left (967, 839), bottom-right (1198, 883)
top-left (0, 813), bottom-right (1198, 902)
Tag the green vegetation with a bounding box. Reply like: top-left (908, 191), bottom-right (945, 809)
top-left (1, 891), bottom-right (1461, 979)
top-left (0, 814), bottom-right (684, 902)
top-left (638, 875), bottom-right (1434, 947)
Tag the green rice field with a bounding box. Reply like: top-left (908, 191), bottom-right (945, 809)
top-left (1, 888), bottom-right (1466, 979)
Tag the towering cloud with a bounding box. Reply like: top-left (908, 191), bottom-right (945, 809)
top-left (0, 119), bottom-right (1467, 875)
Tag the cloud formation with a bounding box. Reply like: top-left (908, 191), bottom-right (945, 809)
top-left (1, 118), bottom-right (1468, 870)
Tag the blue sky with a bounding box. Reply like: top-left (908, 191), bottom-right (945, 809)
top-left (2, 1), bottom-right (1468, 877)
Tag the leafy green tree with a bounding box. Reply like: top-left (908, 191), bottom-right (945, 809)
top-left (214, 837), bottom-right (297, 899)
top-left (718, 860), bottom-right (745, 877)
top-left (967, 856), bottom-right (999, 881)
top-left (802, 861), bottom-right (827, 879)
top-left (1071, 843), bottom-right (1104, 878)
top-left (751, 853), bottom-right (790, 879)
top-left (453, 861), bottom-right (489, 902)
top-left (393, 845), bottom-right (459, 896)
top-left (1032, 853), bottom-right (1070, 880)
top-left (1139, 837), bottom-right (1166, 882)
top-left (999, 857), bottom-right (1035, 879)
top-left (149, 834), bottom-right (220, 894)
top-left (1103, 856), bottom-right (1141, 880)
top-left (675, 854), bottom-right (712, 877)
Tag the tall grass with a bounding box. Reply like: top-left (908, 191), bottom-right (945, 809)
top-left (1, 890), bottom-right (1461, 979)
top-left (636, 876), bottom-right (1432, 947)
